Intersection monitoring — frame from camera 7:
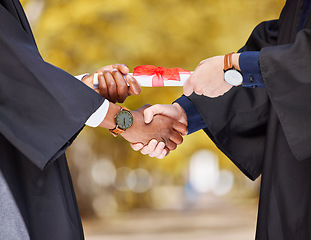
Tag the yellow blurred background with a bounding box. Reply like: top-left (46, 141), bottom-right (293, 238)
top-left (21, 0), bottom-right (284, 239)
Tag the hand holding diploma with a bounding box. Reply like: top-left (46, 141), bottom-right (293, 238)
top-left (183, 55), bottom-right (240, 97)
top-left (93, 65), bottom-right (192, 88)
top-left (82, 64), bottom-right (141, 103)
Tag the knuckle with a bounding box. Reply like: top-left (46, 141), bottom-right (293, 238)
top-left (103, 70), bottom-right (111, 76)
top-left (111, 69), bottom-right (120, 75)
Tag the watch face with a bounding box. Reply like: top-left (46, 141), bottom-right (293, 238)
top-left (224, 69), bottom-right (243, 86)
top-left (116, 110), bottom-right (133, 130)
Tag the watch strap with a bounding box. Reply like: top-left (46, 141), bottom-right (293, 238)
top-left (109, 106), bottom-right (131, 137)
top-left (224, 52), bottom-right (235, 71)
top-left (110, 127), bottom-right (125, 137)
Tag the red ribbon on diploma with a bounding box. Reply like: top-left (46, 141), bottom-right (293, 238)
top-left (133, 65), bottom-right (190, 87)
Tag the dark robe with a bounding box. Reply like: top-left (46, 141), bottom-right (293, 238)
top-left (0, 0), bottom-right (105, 239)
top-left (188, 0), bottom-right (311, 239)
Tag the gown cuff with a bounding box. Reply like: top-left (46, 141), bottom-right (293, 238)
top-left (75, 74), bottom-right (108, 127)
top-left (240, 51), bottom-right (265, 88)
top-left (174, 95), bottom-right (206, 134)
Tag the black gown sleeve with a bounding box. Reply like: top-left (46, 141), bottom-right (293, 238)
top-left (260, 29), bottom-right (311, 162)
top-left (188, 87), bottom-right (269, 181)
top-left (238, 19), bottom-right (279, 52)
top-left (0, 4), bottom-right (105, 169)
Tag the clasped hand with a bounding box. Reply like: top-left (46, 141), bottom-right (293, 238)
top-left (130, 103), bottom-right (188, 158)
top-left (130, 55), bottom-right (240, 158)
top-left (121, 104), bottom-right (187, 158)
top-left (82, 64), bottom-right (187, 158)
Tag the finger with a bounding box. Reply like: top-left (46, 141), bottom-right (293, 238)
top-left (144, 104), bottom-right (168, 124)
top-left (172, 121), bottom-right (188, 136)
top-left (112, 64), bottom-right (129, 75)
top-left (97, 72), bottom-right (108, 98)
top-left (156, 147), bottom-right (168, 159)
top-left (140, 139), bottom-right (158, 155)
top-left (193, 84), bottom-right (205, 96)
top-left (126, 74), bottom-right (141, 96)
top-left (183, 77), bottom-right (195, 96)
top-left (144, 106), bottom-right (157, 124)
top-left (164, 147), bottom-right (170, 156)
top-left (111, 69), bottom-right (128, 103)
top-left (130, 142), bottom-right (144, 151)
top-left (169, 129), bottom-right (184, 146)
top-left (158, 147), bottom-right (171, 159)
top-left (149, 141), bottom-right (166, 158)
top-left (103, 70), bottom-right (117, 103)
top-left (165, 139), bottom-right (177, 151)
top-left (81, 74), bottom-right (93, 88)
top-left (194, 89), bottom-right (203, 96)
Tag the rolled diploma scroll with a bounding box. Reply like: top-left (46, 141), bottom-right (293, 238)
top-left (93, 72), bottom-right (192, 88)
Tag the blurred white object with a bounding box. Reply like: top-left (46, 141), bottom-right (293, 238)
top-left (189, 150), bottom-right (234, 196)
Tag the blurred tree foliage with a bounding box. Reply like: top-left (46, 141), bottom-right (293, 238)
top-left (21, 0), bottom-right (284, 216)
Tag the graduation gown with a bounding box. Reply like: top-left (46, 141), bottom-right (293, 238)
top-left (188, 0), bottom-right (311, 239)
top-left (0, 0), bottom-right (105, 239)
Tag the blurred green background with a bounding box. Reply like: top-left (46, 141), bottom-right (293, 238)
top-left (20, 0), bottom-right (284, 238)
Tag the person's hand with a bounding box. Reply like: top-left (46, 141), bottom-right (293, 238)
top-left (130, 103), bottom-right (188, 159)
top-left (183, 55), bottom-right (234, 98)
top-left (121, 104), bottom-right (187, 154)
top-left (82, 64), bottom-right (141, 103)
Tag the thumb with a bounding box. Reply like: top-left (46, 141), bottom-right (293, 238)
top-left (144, 104), bottom-right (171, 123)
top-left (126, 74), bottom-right (141, 96)
top-left (144, 104), bottom-right (179, 123)
top-left (183, 78), bottom-right (194, 96)
top-left (144, 106), bottom-right (158, 124)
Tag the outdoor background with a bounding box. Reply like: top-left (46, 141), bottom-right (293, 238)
top-left (21, 0), bottom-right (284, 239)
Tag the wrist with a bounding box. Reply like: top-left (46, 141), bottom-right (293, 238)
top-left (223, 52), bottom-right (243, 87)
top-left (120, 110), bottom-right (137, 136)
top-left (98, 102), bottom-right (121, 129)
top-left (232, 53), bottom-right (241, 71)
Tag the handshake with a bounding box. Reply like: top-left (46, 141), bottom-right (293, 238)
top-left (82, 64), bottom-right (189, 159)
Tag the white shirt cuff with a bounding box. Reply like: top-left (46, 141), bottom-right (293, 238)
top-left (75, 74), bottom-right (89, 81)
top-left (85, 100), bottom-right (109, 127)
top-left (75, 74), bottom-right (109, 128)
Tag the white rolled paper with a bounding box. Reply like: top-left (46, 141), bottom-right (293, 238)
top-left (93, 72), bottom-right (191, 88)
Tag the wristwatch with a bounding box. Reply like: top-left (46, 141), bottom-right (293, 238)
top-left (223, 52), bottom-right (243, 86)
top-left (109, 106), bottom-right (133, 137)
